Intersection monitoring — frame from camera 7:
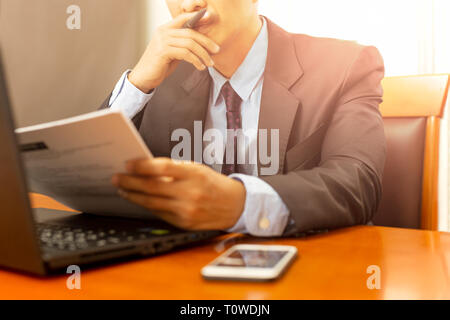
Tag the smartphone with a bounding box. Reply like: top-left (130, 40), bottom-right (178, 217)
top-left (201, 244), bottom-right (298, 281)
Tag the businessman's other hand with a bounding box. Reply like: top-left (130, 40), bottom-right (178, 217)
top-left (128, 12), bottom-right (220, 94)
top-left (111, 158), bottom-right (245, 231)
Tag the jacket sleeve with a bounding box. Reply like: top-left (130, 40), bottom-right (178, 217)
top-left (261, 46), bottom-right (387, 236)
top-left (98, 93), bottom-right (147, 130)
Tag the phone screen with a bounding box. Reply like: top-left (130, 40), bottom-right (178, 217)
top-left (214, 249), bottom-right (288, 269)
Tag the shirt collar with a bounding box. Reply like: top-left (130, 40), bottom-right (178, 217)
top-left (208, 17), bottom-right (268, 105)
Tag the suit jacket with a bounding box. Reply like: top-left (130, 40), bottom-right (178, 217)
top-left (100, 18), bottom-right (386, 236)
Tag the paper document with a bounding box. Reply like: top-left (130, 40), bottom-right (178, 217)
top-left (16, 109), bottom-right (156, 219)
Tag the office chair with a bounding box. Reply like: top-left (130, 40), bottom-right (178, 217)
top-left (374, 75), bottom-right (450, 230)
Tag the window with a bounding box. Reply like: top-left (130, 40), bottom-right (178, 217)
top-left (259, 0), bottom-right (450, 76)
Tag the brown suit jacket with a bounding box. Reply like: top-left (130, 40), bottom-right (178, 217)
top-left (100, 19), bottom-right (386, 236)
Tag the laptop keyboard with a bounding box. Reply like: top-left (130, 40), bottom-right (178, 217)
top-left (36, 223), bottom-right (171, 251)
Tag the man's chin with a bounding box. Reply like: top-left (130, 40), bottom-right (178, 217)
top-left (195, 24), bottom-right (213, 35)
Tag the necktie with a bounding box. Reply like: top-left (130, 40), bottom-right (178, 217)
top-left (220, 81), bottom-right (243, 175)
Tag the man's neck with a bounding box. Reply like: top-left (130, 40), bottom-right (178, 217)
top-left (212, 16), bottom-right (263, 79)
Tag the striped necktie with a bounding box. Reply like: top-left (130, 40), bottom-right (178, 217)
top-left (220, 81), bottom-right (243, 175)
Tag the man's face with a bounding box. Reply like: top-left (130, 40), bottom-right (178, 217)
top-left (165, 0), bottom-right (258, 46)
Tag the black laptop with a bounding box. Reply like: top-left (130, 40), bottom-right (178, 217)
top-left (0, 50), bottom-right (221, 276)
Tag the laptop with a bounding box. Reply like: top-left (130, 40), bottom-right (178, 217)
top-left (0, 50), bottom-right (222, 276)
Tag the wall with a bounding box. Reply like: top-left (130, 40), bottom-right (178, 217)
top-left (0, 0), bottom-right (147, 127)
top-left (145, 0), bottom-right (171, 43)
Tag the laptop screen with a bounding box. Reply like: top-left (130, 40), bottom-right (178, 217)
top-left (0, 47), bottom-right (31, 207)
top-left (0, 47), bottom-right (47, 274)
top-left (0, 50), bottom-right (11, 117)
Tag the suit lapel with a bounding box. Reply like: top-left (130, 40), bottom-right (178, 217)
top-left (258, 76), bottom-right (302, 175)
top-left (168, 63), bottom-right (211, 162)
top-left (258, 18), bottom-right (304, 175)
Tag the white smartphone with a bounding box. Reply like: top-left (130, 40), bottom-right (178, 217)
top-left (201, 244), bottom-right (298, 281)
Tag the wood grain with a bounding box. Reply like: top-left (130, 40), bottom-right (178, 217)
top-left (421, 117), bottom-right (440, 230)
top-left (380, 75), bottom-right (449, 118)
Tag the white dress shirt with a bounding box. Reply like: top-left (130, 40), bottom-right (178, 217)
top-left (109, 18), bottom-right (290, 236)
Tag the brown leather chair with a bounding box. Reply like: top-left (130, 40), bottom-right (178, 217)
top-left (374, 75), bottom-right (450, 230)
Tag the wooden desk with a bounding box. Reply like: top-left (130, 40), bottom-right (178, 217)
top-left (0, 194), bottom-right (449, 300)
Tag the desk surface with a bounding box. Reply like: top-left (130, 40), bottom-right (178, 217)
top-left (0, 194), bottom-right (449, 300)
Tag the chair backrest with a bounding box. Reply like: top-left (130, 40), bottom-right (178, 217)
top-left (374, 75), bottom-right (450, 230)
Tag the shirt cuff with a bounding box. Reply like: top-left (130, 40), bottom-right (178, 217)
top-left (227, 174), bottom-right (291, 237)
top-left (109, 70), bottom-right (154, 119)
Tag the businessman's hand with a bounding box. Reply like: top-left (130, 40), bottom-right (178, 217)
top-left (128, 12), bottom-right (220, 94)
top-left (111, 158), bottom-right (245, 231)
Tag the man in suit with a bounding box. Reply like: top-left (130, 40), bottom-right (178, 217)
top-left (107, 0), bottom-right (386, 237)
